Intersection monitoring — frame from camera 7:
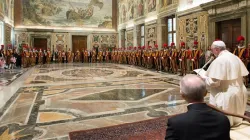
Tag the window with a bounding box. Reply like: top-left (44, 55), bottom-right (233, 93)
top-left (0, 21), bottom-right (3, 45)
top-left (141, 25), bottom-right (145, 47)
top-left (167, 16), bottom-right (176, 46)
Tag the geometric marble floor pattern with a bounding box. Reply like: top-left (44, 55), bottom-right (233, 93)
top-left (0, 63), bottom-right (188, 140)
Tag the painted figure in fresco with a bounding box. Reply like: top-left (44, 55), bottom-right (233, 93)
top-left (148, 0), bottom-right (156, 12)
top-left (66, 0), bottom-right (103, 21)
top-left (5, 0), bottom-right (10, 17)
top-left (138, 0), bottom-right (144, 17)
top-left (22, 0), bottom-right (111, 27)
top-left (39, 2), bottom-right (62, 16)
top-left (128, 0), bottom-right (134, 20)
top-left (122, 5), bottom-right (126, 23)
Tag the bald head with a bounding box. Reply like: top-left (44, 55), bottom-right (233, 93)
top-left (180, 74), bottom-right (207, 103)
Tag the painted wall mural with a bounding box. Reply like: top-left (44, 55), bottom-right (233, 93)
top-left (22, 0), bottom-right (112, 28)
top-left (118, 0), bottom-right (159, 24)
top-left (160, 0), bottom-right (178, 9)
top-left (147, 0), bottom-right (156, 13)
top-left (137, 0), bottom-right (144, 17)
top-left (0, 0), bottom-right (14, 21)
top-left (119, 0), bottom-right (147, 24)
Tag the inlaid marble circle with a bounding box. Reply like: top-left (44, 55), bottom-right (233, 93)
top-left (62, 69), bottom-right (114, 78)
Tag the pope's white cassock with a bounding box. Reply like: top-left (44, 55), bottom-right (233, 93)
top-left (204, 47), bottom-right (248, 126)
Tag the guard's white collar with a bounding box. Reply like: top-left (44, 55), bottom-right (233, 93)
top-left (238, 45), bottom-right (245, 49)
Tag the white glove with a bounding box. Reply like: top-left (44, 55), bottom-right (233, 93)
top-left (179, 59), bottom-right (182, 61)
top-left (191, 59), bottom-right (194, 61)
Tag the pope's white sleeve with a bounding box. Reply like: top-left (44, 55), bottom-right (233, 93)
top-left (205, 77), bottom-right (220, 87)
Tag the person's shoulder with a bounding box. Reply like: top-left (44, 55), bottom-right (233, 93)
top-left (212, 110), bottom-right (230, 121)
top-left (168, 112), bottom-right (188, 124)
top-left (208, 109), bottom-right (230, 126)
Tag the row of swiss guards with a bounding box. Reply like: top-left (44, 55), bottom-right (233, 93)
top-left (109, 41), bottom-right (203, 76)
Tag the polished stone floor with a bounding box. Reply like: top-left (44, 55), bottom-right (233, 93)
top-left (0, 63), bottom-right (248, 140)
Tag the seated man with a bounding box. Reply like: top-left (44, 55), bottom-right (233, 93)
top-left (165, 74), bottom-right (230, 140)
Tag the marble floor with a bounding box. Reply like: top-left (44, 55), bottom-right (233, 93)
top-left (0, 63), bottom-right (248, 140)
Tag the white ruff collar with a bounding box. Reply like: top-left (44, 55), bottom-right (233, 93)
top-left (238, 46), bottom-right (245, 49)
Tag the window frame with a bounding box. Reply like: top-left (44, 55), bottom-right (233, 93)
top-left (140, 24), bottom-right (145, 47)
top-left (167, 16), bottom-right (176, 46)
top-left (0, 21), bottom-right (3, 45)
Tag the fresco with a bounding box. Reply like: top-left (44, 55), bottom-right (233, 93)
top-left (128, 0), bottom-right (135, 20)
top-left (118, 0), bottom-right (127, 24)
top-left (147, 0), bottom-right (156, 13)
top-left (119, 0), bottom-right (146, 24)
top-left (22, 0), bottom-right (112, 28)
top-left (0, 0), bottom-right (14, 21)
top-left (137, 0), bottom-right (144, 17)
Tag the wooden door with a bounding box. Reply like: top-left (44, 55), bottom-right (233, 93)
top-left (34, 38), bottom-right (47, 51)
top-left (217, 19), bottom-right (241, 52)
top-left (72, 36), bottom-right (87, 53)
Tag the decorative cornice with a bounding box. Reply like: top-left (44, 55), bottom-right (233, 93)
top-left (145, 19), bottom-right (157, 26)
top-left (200, 0), bottom-right (247, 16)
top-left (158, 4), bottom-right (178, 18)
top-left (177, 6), bottom-right (204, 17)
top-left (200, 0), bottom-right (233, 10)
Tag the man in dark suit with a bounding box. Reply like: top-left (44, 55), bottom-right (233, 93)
top-left (165, 74), bottom-right (230, 140)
